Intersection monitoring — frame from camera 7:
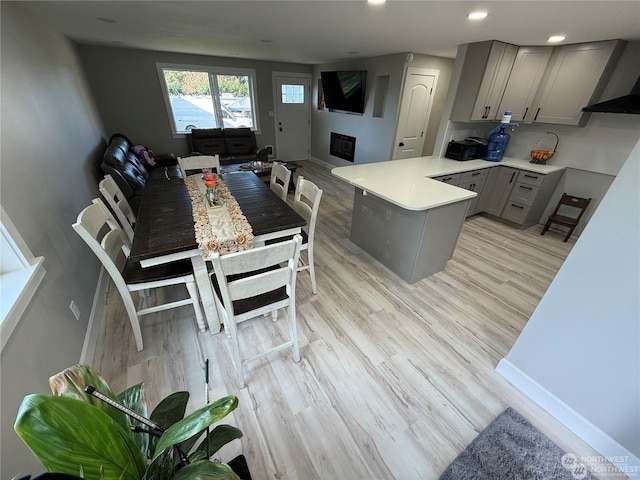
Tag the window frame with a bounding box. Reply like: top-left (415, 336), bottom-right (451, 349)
top-left (1, 207), bottom-right (46, 351)
top-left (156, 63), bottom-right (260, 137)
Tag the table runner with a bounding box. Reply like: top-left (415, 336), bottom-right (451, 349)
top-left (185, 174), bottom-right (254, 258)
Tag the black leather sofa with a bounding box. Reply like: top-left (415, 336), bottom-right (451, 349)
top-left (100, 134), bottom-right (179, 213)
top-left (187, 128), bottom-right (268, 165)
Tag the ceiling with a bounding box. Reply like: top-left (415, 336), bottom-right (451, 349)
top-left (21, 1), bottom-right (640, 64)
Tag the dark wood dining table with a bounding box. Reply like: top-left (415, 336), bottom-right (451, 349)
top-left (129, 170), bottom-right (306, 333)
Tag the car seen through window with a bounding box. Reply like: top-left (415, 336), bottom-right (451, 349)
top-left (171, 96), bottom-right (252, 132)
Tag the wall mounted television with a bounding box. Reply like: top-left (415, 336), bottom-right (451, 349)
top-left (321, 70), bottom-right (367, 115)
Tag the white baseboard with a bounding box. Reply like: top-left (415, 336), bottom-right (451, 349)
top-left (496, 358), bottom-right (640, 473)
top-left (308, 156), bottom-right (335, 169)
top-left (80, 267), bottom-right (108, 365)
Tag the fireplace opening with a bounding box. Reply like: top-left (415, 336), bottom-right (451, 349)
top-left (330, 132), bottom-right (356, 162)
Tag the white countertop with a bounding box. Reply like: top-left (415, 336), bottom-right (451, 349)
top-left (331, 156), bottom-right (566, 211)
top-left (416, 156), bottom-right (566, 176)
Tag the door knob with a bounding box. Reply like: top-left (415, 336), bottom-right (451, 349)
top-left (279, 127), bottom-right (283, 132)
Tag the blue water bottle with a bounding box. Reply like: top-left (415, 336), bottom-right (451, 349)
top-left (484, 111), bottom-right (512, 162)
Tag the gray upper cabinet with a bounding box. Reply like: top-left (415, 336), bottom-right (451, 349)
top-left (450, 41), bottom-right (518, 122)
top-left (451, 39), bottom-right (625, 126)
top-left (497, 46), bottom-right (553, 122)
top-left (531, 40), bottom-right (626, 126)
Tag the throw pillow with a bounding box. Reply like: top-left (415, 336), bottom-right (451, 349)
top-left (132, 145), bottom-right (159, 170)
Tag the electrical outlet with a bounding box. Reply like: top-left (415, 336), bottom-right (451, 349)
top-left (70, 300), bottom-right (81, 321)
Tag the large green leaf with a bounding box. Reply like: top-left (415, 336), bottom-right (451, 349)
top-left (150, 391), bottom-right (189, 429)
top-left (148, 391), bottom-right (189, 458)
top-left (152, 396), bottom-right (238, 462)
top-left (15, 394), bottom-right (146, 480)
top-left (48, 364), bottom-right (131, 438)
top-left (189, 425), bottom-right (243, 462)
top-left (118, 383), bottom-right (149, 459)
top-left (170, 460), bottom-right (239, 480)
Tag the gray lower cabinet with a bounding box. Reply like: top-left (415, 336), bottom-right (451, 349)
top-left (478, 166), bottom-right (519, 216)
top-left (499, 169), bottom-right (563, 227)
top-left (433, 173), bottom-right (461, 185)
top-left (433, 165), bottom-right (563, 229)
top-left (350, 188), bottom-right (470, 283)
top-left (458, 169), bottom-right (488, 216)
top-left (433, 169), bottom-right (488, 216)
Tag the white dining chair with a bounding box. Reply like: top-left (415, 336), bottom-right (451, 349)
top-left (73, 198), bottom-right (204, 352)
top-left (210, 235), bottom-right (302, 388)
top-left (178, 154), bottom-right (221, 178)
top-left (292, 176), bottom-right (323, 294)
top-left (99, 174), bottom-right (136, 245)
top-left (269, 162), bottom-right (291, 202)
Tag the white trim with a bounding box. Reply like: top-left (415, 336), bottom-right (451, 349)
top-left (308, 155), bottom-right (334, 170)
top-left (0, 257), bottom-right (45, 351)
top-left (496, 358), bottom-right (640, 472)
top-left (156, 62), bottom-right (260, 136)
top-left (80, 267), bottom-right (109, 365)
top-left (1, 206), bottom-right (46, 351)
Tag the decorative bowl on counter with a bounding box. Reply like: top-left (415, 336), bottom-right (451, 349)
top-left (530, 149), bottom-right (555, 164)
top-left (530, 131), bottom-right (559, 165)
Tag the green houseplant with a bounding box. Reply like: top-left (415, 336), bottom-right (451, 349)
top-left (14, 364), bottom-right (243, 480)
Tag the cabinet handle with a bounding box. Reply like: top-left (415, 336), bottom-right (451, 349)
top-left (534, 107), bottom-right (541, 121)
top-left (523, 174), bottom-right (539, 179)
top-left (471, 172), bottom-right (481, 176)
top-left (486, 106), bottom-right (491, 118)
top-left (523, 107), bottom-right (529, 120)
top-left (511, 204), bottom-right (524, 209)
top-left (510, 172), bottom-right (516, 183)
top-left (442, 177), bottom-right (452, 182)
top-left (519, 185), bottom-right (533, 190)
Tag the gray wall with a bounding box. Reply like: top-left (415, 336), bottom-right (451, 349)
top-left (0, 3), bottom-right (106, 476)
top-left (310, 52), bottom-right (454, 167)
top-left (498, 139), bottom-right (640, 461)
top-left (75, 44), bottom-right (312, 158)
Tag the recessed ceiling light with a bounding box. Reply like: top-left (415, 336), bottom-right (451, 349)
top-left (548, 35), bottom-right (567, 43)
top-left (368, 0), bottom-right (386, 4)
top-left (468, 11), bottom-right (488, 20)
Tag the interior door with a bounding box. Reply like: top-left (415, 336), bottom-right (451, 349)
top-left (274, 74), bottom-right (311, 162)
top-left (393, 68), bottom-right (436, 160)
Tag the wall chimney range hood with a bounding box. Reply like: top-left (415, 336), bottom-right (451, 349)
top-left (582, 76), bottom-right (640, 114)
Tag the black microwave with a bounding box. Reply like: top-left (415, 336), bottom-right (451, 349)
top-left (445, 138), bottom-right (486, 161)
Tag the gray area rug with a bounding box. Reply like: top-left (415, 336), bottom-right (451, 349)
top-left (439, 408), bottom-right (598, 480)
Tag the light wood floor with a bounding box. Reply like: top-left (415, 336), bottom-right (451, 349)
top-left (93, 161), bottom-right (619, 479)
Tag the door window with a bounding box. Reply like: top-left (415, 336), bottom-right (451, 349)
top-left (281, 85), bottom-right (305, 104)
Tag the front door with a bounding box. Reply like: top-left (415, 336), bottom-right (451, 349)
top-left (274, 74), bottom-right (311, 162)
top-left (393, 68), bottom-right (437, 160)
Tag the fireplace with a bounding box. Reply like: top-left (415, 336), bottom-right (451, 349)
top-left (330, 132), bottom-right (356, 162)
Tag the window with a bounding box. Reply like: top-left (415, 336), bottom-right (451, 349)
top-left (157, 64), bottom-right (259, 135)
top-left (1, 207), bottom-right (45, 351)
top-left (281, 84), bottom-right (305, 104)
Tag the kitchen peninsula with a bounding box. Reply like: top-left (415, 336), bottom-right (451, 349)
top-left (332, 156), bottom-right (565, 283)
